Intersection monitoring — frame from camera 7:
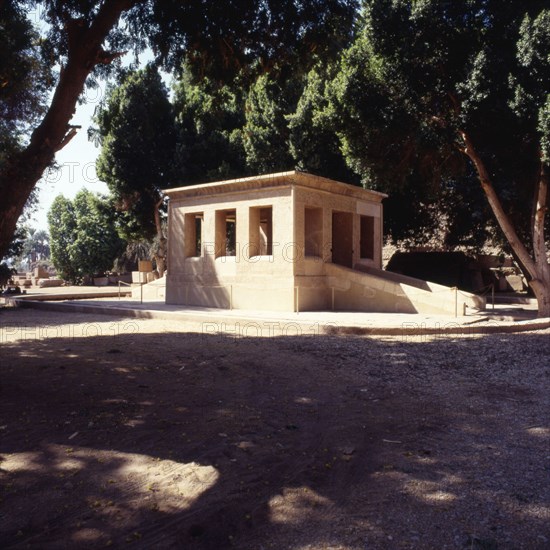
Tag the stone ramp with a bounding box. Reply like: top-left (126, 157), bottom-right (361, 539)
top-left (324, 264), bottom-right (486, 316)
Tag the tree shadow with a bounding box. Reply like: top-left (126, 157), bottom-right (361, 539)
top-left (0, 309), bottom-right (549, 548)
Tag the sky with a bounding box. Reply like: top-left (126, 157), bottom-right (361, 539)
top-left (26, 6), bottom-right (164, 232)
top-left (30, 53), bottom-right (173, 232)
top-left (31, 96), bottom-right (109, 231)
top-left (27, 7), bottom-right (110, 231)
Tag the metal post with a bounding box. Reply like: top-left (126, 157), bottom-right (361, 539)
top-left (491, 284), bottom-right (495, 311)
top-left (118, 281), bottom-right (121, 300)
top-left (140, 282), bottom-right (143, 304)
top-left (295, 286), bottom-right (300, 314)
top-left (331, 287), bottom-right (335, 311)
top-left (454, 287), bottom-right (458, 318)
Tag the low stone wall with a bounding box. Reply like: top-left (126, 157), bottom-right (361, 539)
top-left (38, 278), bottom-right (64, 288)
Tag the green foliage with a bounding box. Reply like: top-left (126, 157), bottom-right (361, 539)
top-left (47, 195), bottom-right (77, 282)
top-left (288, 66), bottom-right (357, 183)
top-left (243, 74), bottom-right (302, 173)
top-left (172, 64), bottom-right (355, 184)
top-left (3, 224), bottom-right (28, 262)
top-left (0, 262), bottom-right (16, 288)
top-left (48, 191), bottom-right (124, 283)
top-left (173, 71), bottom-right (247, 183)
top-left (0, 0), bottom-right (53, 165)
top-left (11, 227), bottom-right (51, 269)
top-left (332, 0), bottom-right (550, 249)
top-left (27, 0), bottom-right (358, 91)
top-left (71, 191), bottom-right (125, 279)
top-left (515, 10), bottom-right (550, 165)
top-left (94, 65), bottom-right (176, 241)
top-left (131, 0), bottom-right (358, 81)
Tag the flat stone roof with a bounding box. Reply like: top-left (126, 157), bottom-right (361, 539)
top-left (163, 170), bottom-right (387, 203)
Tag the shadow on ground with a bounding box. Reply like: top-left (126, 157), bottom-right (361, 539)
top-left (0, 308), bottom-right (549, 549)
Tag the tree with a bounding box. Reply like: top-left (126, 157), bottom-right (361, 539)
top-left (173, 70), bottom-right (247, 184)
top-left (287, 66), bottom-right (358, 183)
top-left (0, 0), bottom-right (53, 165)
top-left (0, 0), bottom-right (52, 266)
top-left (93, 65), bottom-right (175, 275)
top-left (0, 0), bottom-right (358, 260)
top-left (48, 191), bottom-right (124, 283)
top-left (243, 73), bottom-right (302, 173)
top-left (0, 262), bottom-right (16, 289)
top-left (71, 190), bottom-right (125, 280)
top-left (0, 224), bottom-right (27, 266)
top-left (113, 238), bottom-right (156, 273)
top-left (19, 228), bottom-right (51, 268)
top-left (47, 195), bottom-right (78, 282)
top-left (333, 1), bottom-right (550, 316)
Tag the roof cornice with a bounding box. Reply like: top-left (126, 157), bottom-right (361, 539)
top-left (163, 170), bottom-right (387, 202)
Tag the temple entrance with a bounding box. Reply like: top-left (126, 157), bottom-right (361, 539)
top-left (331, 211), bottom-right (353, 268)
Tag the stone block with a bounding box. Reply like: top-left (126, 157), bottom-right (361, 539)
top-left (132, 271), bottom-right (148, 283)
top-left (505, 274), bottom-right (525, 292)
top-left (38, 278), bottom-right (63, 288)
top-left (138, 260), bottom-right (153, 272)
top-left (34, 267), bottom-right (49, 279)
top-left (93, 276), bottom-right (109, 286)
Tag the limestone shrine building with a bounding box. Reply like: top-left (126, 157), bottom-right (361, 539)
top-left (164, 171), bottom-right (386, 312)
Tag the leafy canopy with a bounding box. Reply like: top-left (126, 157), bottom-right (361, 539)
top-left (243, 73), bottom-right (301, 174)
top-left (172, 69), bottom-right (247, 184)
top-left (0, 0), bottom-right (358, 261)
top-left (332, 0), bottom-right (550, 247)
top-left (94, 65), bottom-right (175, 241)
top-left (48, 190), bottom-right (124, 282)
top-left (288, 65), bottom-right (358, 183)
top-left (0, 0), bottom-right (53, 164)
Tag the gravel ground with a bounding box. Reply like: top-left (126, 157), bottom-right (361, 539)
top-left (0, 308), bottom-right (549, 549)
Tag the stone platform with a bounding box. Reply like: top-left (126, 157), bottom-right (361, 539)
top-left (5, 288), bottom-right (549, 337)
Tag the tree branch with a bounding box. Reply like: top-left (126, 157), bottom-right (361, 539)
top-left (55, 125), bottom-right (82, 152)
top-left (95, 49), bottom-right (128, 65)
top-left (0, 0), bottom-right (140, 259)
top-left (448, 92), bottom-right (461, 116)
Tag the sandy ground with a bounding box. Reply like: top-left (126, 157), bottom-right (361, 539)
top-left (0, 307), bottom-right (549, 549)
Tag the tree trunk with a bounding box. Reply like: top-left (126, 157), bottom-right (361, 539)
top-left (0, 0), bottom-right (133, 260)
top-left (531, 160), bottom-right (550, 316)
top-left (460, 131), bottom-right (550, 318)
top-left (153, 196), bottom-right (166, 277)
top-left (531, 279), bottom-right (550, 317)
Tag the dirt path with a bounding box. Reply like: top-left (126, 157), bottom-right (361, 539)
top-left (0, 308), bottom-right (549, 549)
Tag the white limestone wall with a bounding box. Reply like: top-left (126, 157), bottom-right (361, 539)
top-left (293, 186), bottom-right (383, 275)
top-left (166, 186), bottom-right (295, 310)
